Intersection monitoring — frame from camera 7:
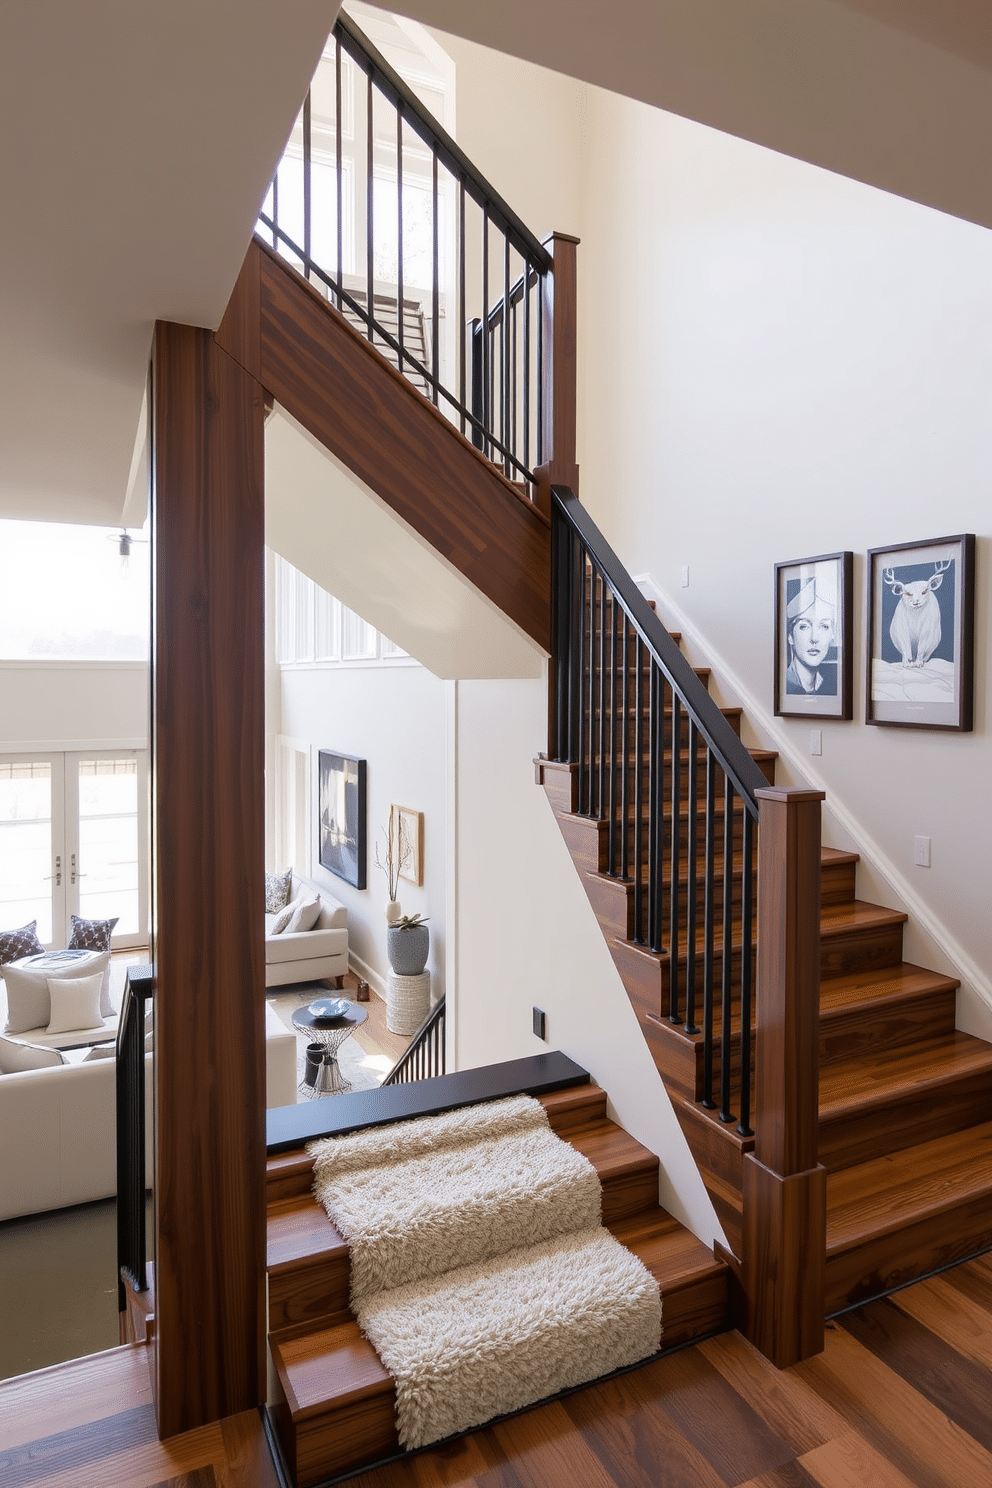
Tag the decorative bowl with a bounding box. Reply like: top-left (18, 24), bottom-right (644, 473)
top-left (308, 997), bottom-right (350, 1020)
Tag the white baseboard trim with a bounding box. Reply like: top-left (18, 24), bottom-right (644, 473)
top-left (348, 950), bottom-right (387, 1004)
top-left (634, 572), bottom-right (992, 1027)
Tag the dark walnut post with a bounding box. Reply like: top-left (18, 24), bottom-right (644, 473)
top-left (534, 231), bottom-right (580, 517)
top-left (742, 787), bottom-right (827, 1368)
top-left (151, 320), bottom-right (266, 1436)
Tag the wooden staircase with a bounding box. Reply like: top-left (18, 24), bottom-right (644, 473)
top-left (266, 1078), bottom-right (728, 1486)
top-left (538, 624), bottom-right (992, 1319)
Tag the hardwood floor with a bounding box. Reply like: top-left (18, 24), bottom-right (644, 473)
top-left (3, 1251), bottom-right (989, 1487)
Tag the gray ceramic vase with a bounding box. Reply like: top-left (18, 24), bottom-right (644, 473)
top-left (387, 922), bottom-right (430, 976)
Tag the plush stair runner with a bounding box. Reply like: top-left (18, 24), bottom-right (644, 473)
top-left (308, 1094), bottom-right (661, 1449)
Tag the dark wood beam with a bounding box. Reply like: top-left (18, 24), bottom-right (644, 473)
top-left (250, 239), bottom-right (551, 653)
top-left (151, 320), bottom-right (267, 1436)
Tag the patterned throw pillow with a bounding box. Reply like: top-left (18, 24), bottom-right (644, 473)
top-left (0, 920), bottom-right (45, 966)
top-left (265, 868), bottom-right (294, 913)
top-left (67, 914), bottom-right (119, 953)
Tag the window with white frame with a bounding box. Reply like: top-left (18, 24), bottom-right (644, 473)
top-left (273, 553), bottom-right (411, 668)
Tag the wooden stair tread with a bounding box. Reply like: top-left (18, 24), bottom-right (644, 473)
top-left (274, 1320), bottom-right (391, 1418)
top-left (566, 1116), bottom-right (658, 1176)
top-left (819, 962), bottom-right (960, 1016)
top-left (268, 1194), bottom-right (345, 1273)
top-left (609, 1209), bottom-right (725, 1290)
top-left (819, 899), bottom-right (908, 937)
top-left (819, 1031), bottom-right (992, 1115)
top-left (827, 1121), bottom-right (992, 1251)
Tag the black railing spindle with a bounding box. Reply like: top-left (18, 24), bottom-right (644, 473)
top-left (116, 965), bottom-right (155, 1312)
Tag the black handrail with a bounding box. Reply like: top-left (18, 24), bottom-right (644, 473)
top-left (259, 14), bottom-right (549, 485)
top-left (116, 964), bottom-right (155, 1311)
top-left (551, 488), bottom-right (763, 1134)
top-left (382, 995), bottom-right (446, 1086)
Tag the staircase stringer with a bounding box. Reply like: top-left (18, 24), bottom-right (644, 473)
top-left (536, 755), bottom-right (754, 1259)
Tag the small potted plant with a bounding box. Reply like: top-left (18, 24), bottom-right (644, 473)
top-left (375, 818), bottom-right (429, 975)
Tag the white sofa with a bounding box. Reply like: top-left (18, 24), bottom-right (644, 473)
top-left (265, 872), bottom-right (349, 988)
top-left (0, 1004), bottom-right (297, 1221)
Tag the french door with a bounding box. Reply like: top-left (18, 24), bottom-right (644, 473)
top-left (0, 750), bottom-right (149, 950)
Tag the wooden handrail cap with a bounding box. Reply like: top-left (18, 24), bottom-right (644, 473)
top-left (543, 230), bottom-right (581, 247)
top-left (754, 786), bottom-right (826, 803)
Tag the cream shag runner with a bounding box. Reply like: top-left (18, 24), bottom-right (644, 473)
top-left (309, 1094), bottom-right (661, 1450)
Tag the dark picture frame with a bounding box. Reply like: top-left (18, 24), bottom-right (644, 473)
top-left (774, 552), bottom-right (853, 720)
top-left (866, 534), bottom-right (975, 731)
top-left (318, 750), bottom-right (367, 888)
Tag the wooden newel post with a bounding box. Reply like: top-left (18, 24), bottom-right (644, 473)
top-left (534, 231), bottom-right (580, 517)
top-left (742, 786), bottom-right (827, 1368)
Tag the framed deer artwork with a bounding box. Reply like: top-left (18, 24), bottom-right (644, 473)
top-left (774, 551), bottom-right (853, 719)
top-left (867, 534), bottom-right (975, 731)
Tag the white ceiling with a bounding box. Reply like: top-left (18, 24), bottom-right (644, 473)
top-left (2, 0), bottom-right (990, 529)
top-left (0, 0), bottom-right (339, 525)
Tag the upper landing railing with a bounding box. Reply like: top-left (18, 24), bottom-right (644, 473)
top-left (258, 13), bottom-right (573, 494)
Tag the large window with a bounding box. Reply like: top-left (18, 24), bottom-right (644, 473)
top-left (0, 520), bottom-right (149, 661)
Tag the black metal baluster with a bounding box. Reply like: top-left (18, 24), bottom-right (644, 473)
top-left (335, 35), bottom-right (343, 306)
top-left (738, 809), bottom-right (755, 1137)
top-left (648, 662), bottom-right (661, 952)
top-left (634, 636), bottom-right (644, 941)
top-left (702, 749), bottom-right (717, 1108)
top-left (523, 258), bottom-right (531, 473)
top-left (668, 694), bottom-right (682, 1023)
top-left (303, 89), bottom-right (312, 277)
top-left (481, 206), bottom-right (489, 458)
top-left (620, 618), bottom-right (629, 877)
top-left (536, 271), bottom-right (544, 466)
top-left (503, 233), bottom-right (511, 475)
top-left (568, 527), bottom-right (580, 762)
top-left (720, 779), bottom-right (735, 1123)
top-left (684, 719), bottom-right (700, 1034)
top-left (366, 67), bottom-right (374, 342)
top-left (458, 180), bottom-right (466, 434)
top-left (396, 104), bottom-right (404, 375)
top-left (596, 570), bottom-right (605, 817)
top-left (586, 556), bottom-right (595, 813)
top-left (511, 291), bottom-right (518, 472)
top-left (431, 149), bottom-right (439, 403)
top-left (577, 546), bottom-right (587, 809)
top-left (608, 590), bottom-right (619, 874)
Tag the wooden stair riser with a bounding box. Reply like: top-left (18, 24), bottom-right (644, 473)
top-left (819, 1067), bottom-right (992, 1172)
top-left (582, 706), bottom-right (743, 751)
top-left (820, 919), bottom-right (906, 979)
top-left (825, 1189), bottom-right (992, 1313)
top-left (820, 985), bottom-right (957, 1068)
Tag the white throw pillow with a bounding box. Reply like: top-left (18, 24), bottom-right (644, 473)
top-left (46, 972), bottom-right (105, 1035)
top-left (269, 898), bottom-right (299, 936)
top-left (287, 893), bottom-right (322, 933)
top-left (2, 950), bottom-right (111, 1034)
top-left (0, 1034), bottom-right (65, 1073)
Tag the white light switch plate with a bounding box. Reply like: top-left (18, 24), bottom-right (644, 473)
top-left (914, 835), bottom-right (931, 868)
top-left (810, 730), bottom-right (822, 756)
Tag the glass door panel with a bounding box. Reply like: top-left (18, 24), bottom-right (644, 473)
top-left (74, 758), bottom-right (140, 934)
top-left (0, 756), bottom-right (63, 945)
top-left (67, 752), bottom-right (148, 948)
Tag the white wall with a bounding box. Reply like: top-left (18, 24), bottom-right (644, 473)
top-left (451, 676), bottom-right (723, 1243)
top-left (0, 661), bottom-right (147, 749)
top-left (278, 662), bottom-right (449, 997)
top-left (575, 89), bottom-right (992, 1028)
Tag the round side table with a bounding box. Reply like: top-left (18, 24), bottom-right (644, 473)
top-left (292, 1004), bottom-right (368, 1098)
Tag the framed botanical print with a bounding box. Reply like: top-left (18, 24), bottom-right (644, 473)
top-left (867, 534), bottom-right (975, 731)
top-left (774, 552), bottom-right (853, 719)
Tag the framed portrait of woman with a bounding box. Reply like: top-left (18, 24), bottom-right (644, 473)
top-left (774, 552), bottom-right (853, 720)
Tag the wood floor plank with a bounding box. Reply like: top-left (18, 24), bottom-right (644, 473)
top-left (736, 1465), bottom-right (821, 1488)
top-left (3, 1423), bottom-right (226, 1488)
top-left (487, 1401), bottom-right (618, 1488)
top-left (0, 1346), bottom-right (154, 1453)
top-left (561, 1369), bottom-right (728, 1488)
top-left (697, 1331), bottom-right (849, 1455)
top-left (795, 1320), bottom-right (992, 1488)
top-left (941, 1251), bottom-right (992, 1312)
top-left (890, 1270), bottom-right (992, 1368)
top-left (840, 1298), bottom-right (992, 1449)
top-left (799, 1431), bottom-right (920, 1488)
top-left (651, 1347), bottom-right (797, 1484)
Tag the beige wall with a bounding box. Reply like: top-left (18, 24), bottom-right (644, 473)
top-left (0, 661), bottom-right (147, 750)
